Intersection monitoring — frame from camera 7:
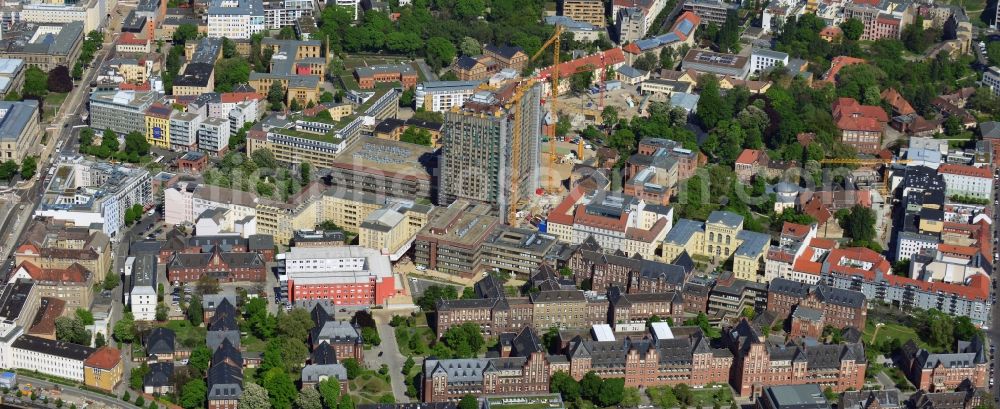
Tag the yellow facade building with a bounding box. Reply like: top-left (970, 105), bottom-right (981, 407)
top-left (83, 347), bottom-right (124, 392)
top-left (144, 104), bottom-right (173, 149)
top-left (661, 211), bottom-right (771, 283)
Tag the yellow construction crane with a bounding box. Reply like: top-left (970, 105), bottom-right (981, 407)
top-left (504, 78), bottom-right (537, 226)
top-left (530, 25), bottom-right (563, 192)
top-left (819, 158), bottom-right (911, 197)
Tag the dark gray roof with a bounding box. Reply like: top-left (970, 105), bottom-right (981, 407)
top-left (146, 327), bottom-right (175, 355)
top-left (530, 290), bottom-right (586, 303)
top-left (0, 100), bottom-right (38, 142)
top-left (207, 362), bottom-right (243, 400)
top-left (11, 335), bottom-right (95, 361)
top-left (769, 278), bottom-right (810, 298)
top-left (840, 389), bottom-right (901, 409)
top-left (814, 285), bottom-right (866, 308)
top-left (206, 330), bottom-right (241, 351)
top-left (144, 362), bottom-right (174, 388)
top-left (311, 342), bottom-right (338, 365)
top-left (760, 385), bottom-right (831, 409)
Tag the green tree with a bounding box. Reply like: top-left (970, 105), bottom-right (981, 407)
top-left (215, 58), bottom-right (251, 92)
top-left (23, 66), bottom-right (48, 97)
top-left (454, 0), bottom-right (484, 19)
top-left (268, 81), bottom-right (285, 110)
top-left (156, 303), bottom-right (169, 321)
top-left (251, 148), bottom-right (278, 169)
top-left (262, 368), bottom-right (296, 409)
top-left (94, 332), bottom-right (106, 348)
top-left (601, 106), bottom-right (619, 130)
top-left (295, 387), bottom-right (323, 409)
top-left (317, 378), bottom-right (340, 409)
top-left (441, 322), bottom-right (485, 358)
top-left (597, 378), bottom-right (626, 407)
top-left (570, 67), bottom-right (594, 94)
top-left (361, 326), bottom-right (381, 346)
top-left (188, 294), bottom-right (204, 326)
top-left (840, 18), bottom-right (864, 41)
top-left (425, 37), bottom-right (457, 70)
top-left (222, 37), bottom-right (237, 58)
top-left (189, 345), bottom-right (212, 373)
top-left (342, 358), bottom-right (362, 379)
top-left (549, 371), bottom-right (580, 402)
top-left (124, 131), bottom-right (151, 156)
top-left (338, 394), bottom-right (355, 409)
top-left (55, 316), bottom-right (90, 345)
top-left (399, 127), bottom-right (432, 146)
top-left (180, 379), bottom-right (207, 409)
top-left (696, 75), bottom-right (727, 129)
top-left (837, 204), bottom-right (877, 243)
top-left (580, 372), bottom-right (603, 401)
top-left (20, 156), bottom-right (37, 180)
top-left (103, 270), bottom-right (120, 291)
top-left (173, 23), bottom-right (199, 44)
top-left (458, 395), bottom-right (478, 409)
top-left (460, 36), bottom-right (481, 56)
top-left (101, 129), bottom-right (120, 152)
top-left (320, 91), bottom-right (335, 104)
top-left (135, 396), bottom-right (145, 407)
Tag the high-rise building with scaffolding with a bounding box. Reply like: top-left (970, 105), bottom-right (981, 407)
top-left (438, 83), bottom-right (542, 223)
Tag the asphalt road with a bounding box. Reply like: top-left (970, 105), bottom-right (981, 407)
top-left (990, 168), bottom-right (1000, 399)
top-left (366, 311), bottom-right (416, 403)
top-left (14, 373), bottom-right (139, 409)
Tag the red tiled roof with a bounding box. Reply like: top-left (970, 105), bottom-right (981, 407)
top-left (821, 56), bottom-right (866, 82)
top-left (880, 88), bottom-right (915, 115)
top-left (801, 196), bottom-right (832, 224)
top-left (819, 26), bottom-right (842, 38)
top-left (119, 82), bottom-right (151, 91)
top-left (792, 247), bottom-right (823, 275)
top-left (537, 48), bottom-right (625, 80)
top-left (84, 346), bottom-right (122, 370)
top-left (782, 222), bottom-right (811, 238)
top-left (810, 238), bottom-right (837, 249)
top-left (547, 185), bottom-right (587, 226)
top-left (735, 149), bottom-right (764, 165)
top-left (938, 164), bottom-right (992, 179)
top-left (937, 243), bottom-right (979, 258)
top-left (824, 247), bottom-right (991, 301)
top-left (833, 97), bottom-right (888, 132)
top-left (876, 16), bottom-right (900, 26)
top-left (118, 33), bottom-right (148, 46)
top-left (220, 92), bottom-right (264, 104)
top-left (16, 261), bottom-right (89, 283)
top-left (669, 12), bottom-right (700, 41)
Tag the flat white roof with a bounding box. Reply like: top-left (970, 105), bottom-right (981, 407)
top-left (650, 322), bottom-right (674, 340)
top-left (592, 324), bottom-right (615, 342)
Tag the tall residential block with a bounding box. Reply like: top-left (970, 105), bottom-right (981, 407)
top-left (438, 84), bottom-right (541, 222)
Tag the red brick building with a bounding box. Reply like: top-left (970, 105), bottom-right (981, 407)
top-left (353, 64), bottom-right (418, 89)
top-left (901, 337), bottom-right (988, 392)
top-left (567, 238), bottom-right (691, 293)
top-left (767, 278), bottom-right (868, 334)
top-left (833, 97), bottom-right (888, 154)
top-left (725, 320), bottom-right (867, 397)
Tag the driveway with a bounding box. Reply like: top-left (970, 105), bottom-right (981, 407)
top-left (364, 312), bottom-right (412, 402)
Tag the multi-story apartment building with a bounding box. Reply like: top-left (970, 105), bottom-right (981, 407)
top-left (144, 104), bottom-right (173, 149)
top-left (169, 110), bottom-right (203, 151)
top-left (328, 137), bottom-right (435, 203)
top-left (14, 218), bottom-right (112, 277)
top-left (263, 0), bottom-right (312, 29)
top-left (938, 164), bottom-right (993, 200)
top-left (983, 67), bottom-right (1000, 97)
top-left (128, 255), bottom-right (157, 321)
top-left (901, 337), bottom-right (988, 391)
top-left (833, 97), bottom-right (888, 154)
top-left (89, 90), bottom-right (160, 136)
top-left (843, 0), bottom-right (914, 41)
top-left (11, 335), bottom-right (95, 382)
top-left (281, 246), bottom-right (396, 305)
top-left (174, 63), bottom-right (216, 97)
top-left (35, 157), bottom-right (152, 239)
top-left (207, 0), bottom-right (265, 39)
top-left (414, 200), bottom-right (500, 277)
top-left (198, 117), bottom-right (231, 156)
top-left (17, 0), bottom-right (107, 32)
top-left (681, 0), bottom-right (737, 26)
top-left (0, 22), bottom-right (84, 71)
top-left (438, 84), bottom-right (541, 223)
top-left (546, 189), bottom-right (673, 258)
top-left (563, 0), bottom-right (606, 27)
top-left (414, 81), bottom-right (483, 112)
top-left (0, 100), bottom-right (41, 163)
top-left (9, 262), bottom-right (93, 311)
top-left (725, 320), bottom-right (867, 397)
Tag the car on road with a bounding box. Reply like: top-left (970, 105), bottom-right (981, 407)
top-left (415, 265), bottom-right (427, 271)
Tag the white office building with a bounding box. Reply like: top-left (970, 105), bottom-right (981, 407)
top-left (169, 111), bottom-right (203, 151)
top-left (207, 0), bottom-right (266, 39)
top-left (198, 117), bottom-right (231, 155)
top-left (939, 164), bottom-right (993, 200)
top-left (414, 81), bottom-right (483, 112)
top-left (34, 157), bottom-right (152, 239)
top-left (750, 49), bottom-right (789, 75)
top-left (128, 255), bottom-right (157, 321)
top-left (11, 335), bottom-right (95, 382)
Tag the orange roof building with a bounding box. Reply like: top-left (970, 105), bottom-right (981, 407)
top-left (84, 346), bottom-right (124, 392)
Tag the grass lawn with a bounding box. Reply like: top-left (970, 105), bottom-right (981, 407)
top-left (862, 321), bottom-right (927, 350)
top-left (396, 325), bottom-right (435, 356)
top-left (162, 320), bottom-right (207, 349)
top-left (338, 74), bottom-right (361, 92)
top-left (690, 385), bottom-right (735, 406)
top-left (242, 334), bottom-right (266, 353)
top-left (349, 373), bottom-right (392, 404)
